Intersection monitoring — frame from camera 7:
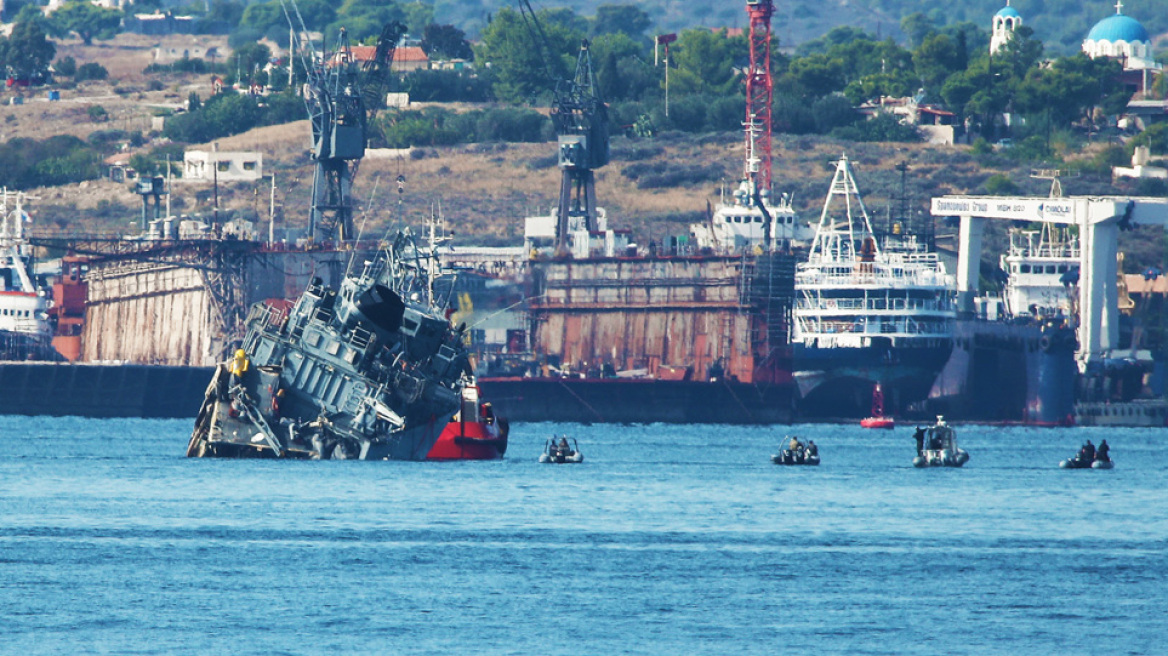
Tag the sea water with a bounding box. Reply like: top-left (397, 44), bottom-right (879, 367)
top-left (1, 416), bottom-right (1165, 655)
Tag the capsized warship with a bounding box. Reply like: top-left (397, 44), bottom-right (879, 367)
top-left (187, 230), bottom-right (470, 460)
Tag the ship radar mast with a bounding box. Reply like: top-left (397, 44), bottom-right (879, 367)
top-left (809, 155), bottom-right (878, 264)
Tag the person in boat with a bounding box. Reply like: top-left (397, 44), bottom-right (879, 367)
top-left (928, 431), bottom-right (942, 451)
top-left (1096, 439), bottom-right (1110, 462)
top-left (557, 437), bottom-right (570, 453)
top-left (913, 427), bottom-right (925, 455)
top-left (788, 436), bottom-right (803, 454)
top-left (1082, 440), bottom-right (1095, 463)
top-left (807, 441), bottom-right (818, 458)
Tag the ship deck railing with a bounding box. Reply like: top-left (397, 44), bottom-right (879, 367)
top-left (796, 317), bottom-right (953, 338)
top-left (794, 297), bottom-right (955, 313)
top-left (796, 269), bottom-right (953, 288)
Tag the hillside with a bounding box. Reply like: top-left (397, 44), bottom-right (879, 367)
top-left (20, 102), bottom-right (1165, 274)
top-left (437, 0), bottom-right (1168, 55)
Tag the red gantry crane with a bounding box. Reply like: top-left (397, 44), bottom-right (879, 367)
top-left (745, 0), bottom-right (774, 195)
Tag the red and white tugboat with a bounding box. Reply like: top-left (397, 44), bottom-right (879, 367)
top-left (427, 383), bottom-right (509, 460)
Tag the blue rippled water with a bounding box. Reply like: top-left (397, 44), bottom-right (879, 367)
top-left (1, 416), bottom-right (1166, 655)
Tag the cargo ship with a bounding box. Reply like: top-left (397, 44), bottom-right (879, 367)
top-left (791, 156), bottom-right (956, 417)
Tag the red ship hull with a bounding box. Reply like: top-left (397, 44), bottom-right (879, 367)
top-left (860, 417), bottom-right (895, 429)
top-left (426, 417), bottom-right (508, 460)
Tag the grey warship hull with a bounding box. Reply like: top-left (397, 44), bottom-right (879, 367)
top-left (187, 232), bottom-right (469, 461)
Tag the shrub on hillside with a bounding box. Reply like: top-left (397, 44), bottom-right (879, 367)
top-left (163, 91), bottom-right (303, 143)
top-left (0, 135), bottom-right (101, 189)
top-left (54, 56), bottom-right (77, 77)
top-left (75, 62), bottom-right (108, 82)
top-left (829, 113), bottom-right (920, 142)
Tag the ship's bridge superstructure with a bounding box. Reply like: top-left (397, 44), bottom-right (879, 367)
top-left (794, 156), bottom-right (956, 350)
top-left (1000, 225), bottom-right (1080, 319)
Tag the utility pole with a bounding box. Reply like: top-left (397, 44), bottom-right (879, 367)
top-left (269, 173), bottom-right (277, 246)
top-left (655, 34), bottom-right (676, 118)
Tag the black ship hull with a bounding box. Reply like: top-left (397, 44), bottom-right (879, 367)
top-left (792, 342), bottom-right (954, 418)
top-left (926, 320), bottom-right (1075, 424)
top-left (477, 377), bottom-right (795, 424)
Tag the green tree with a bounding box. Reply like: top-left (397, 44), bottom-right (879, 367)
top-left (591, 32), bottom-right (652, 102)
top-left (785, 53), bottom-right (845, 99)
top-left (1014, 53), bottom-right (1125, 128)
top-left (50, 1), bottom-right (123, 45)
top-left (0, 18), bottom-right (56, 80)
top-left (913, 33), bottom-right (963, 94)
top-left (75, 62), bottom-right (109, 81)
top-left (230, 42), bottom-right (271, 84)
top-left (422, 24), bottom-right (473, 61)
top-left (798, 26), bottom-right (868, 55)
top-left (592, 4), bottom-right (651, 39)
top-left (54, 55), bottom-right (77, 78)
top-left (398, 1), bottom-right (433, 36)
top-left (476, 7), bottom-right (581, 104)
top-left (900, 12), bottom-right (936, 49)
top-left (995, 25), bottom-right (1043, 80)
top-left (669, 28), bottom-right (745, 97)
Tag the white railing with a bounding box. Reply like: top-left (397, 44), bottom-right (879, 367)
top-left (794, 297), bottom-right (956, 313)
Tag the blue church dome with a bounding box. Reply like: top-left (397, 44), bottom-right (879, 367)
top-left (996, 6), bottom-right (1021, 19)
top-left (1087, 14), bottom-right (1149, 43)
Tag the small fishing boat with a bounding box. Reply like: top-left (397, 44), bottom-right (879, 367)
top-left (540, 436), bottom-right (583, 463)
top-left (912, 416), bottom-right (968, 467)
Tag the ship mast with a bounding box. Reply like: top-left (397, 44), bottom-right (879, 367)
top-left (809, 155), bottom-right (877, 263)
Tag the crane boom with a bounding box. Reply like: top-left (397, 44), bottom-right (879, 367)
top-left (279, 0), bottom-right (369, 242)
top-left (512, 0), bottom-right (611, 252)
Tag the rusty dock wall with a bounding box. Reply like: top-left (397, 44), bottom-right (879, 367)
top-left (527, 253), bottom-right (796, 383)
top-left (79, 242), bottom-right (374, 367)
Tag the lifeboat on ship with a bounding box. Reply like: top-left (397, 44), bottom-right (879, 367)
top-left (860, 383), bottom-right (895, 429)
top-left (912, 416), bottom-right (968, 467)
top-left (426, 384), bottom-right (509, 460)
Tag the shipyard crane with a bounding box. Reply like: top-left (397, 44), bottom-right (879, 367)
top-left (744, 0), bottom-right (775, 195)
top-left (516, 0), bottom-right (610, 251)
top-left (280, 1), bottom-right (406, 241)
top-left (362, 20), bottom-right (409, 111)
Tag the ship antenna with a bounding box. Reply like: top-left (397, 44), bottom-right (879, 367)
top-left (345, 174), bottom-right (381, 279)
